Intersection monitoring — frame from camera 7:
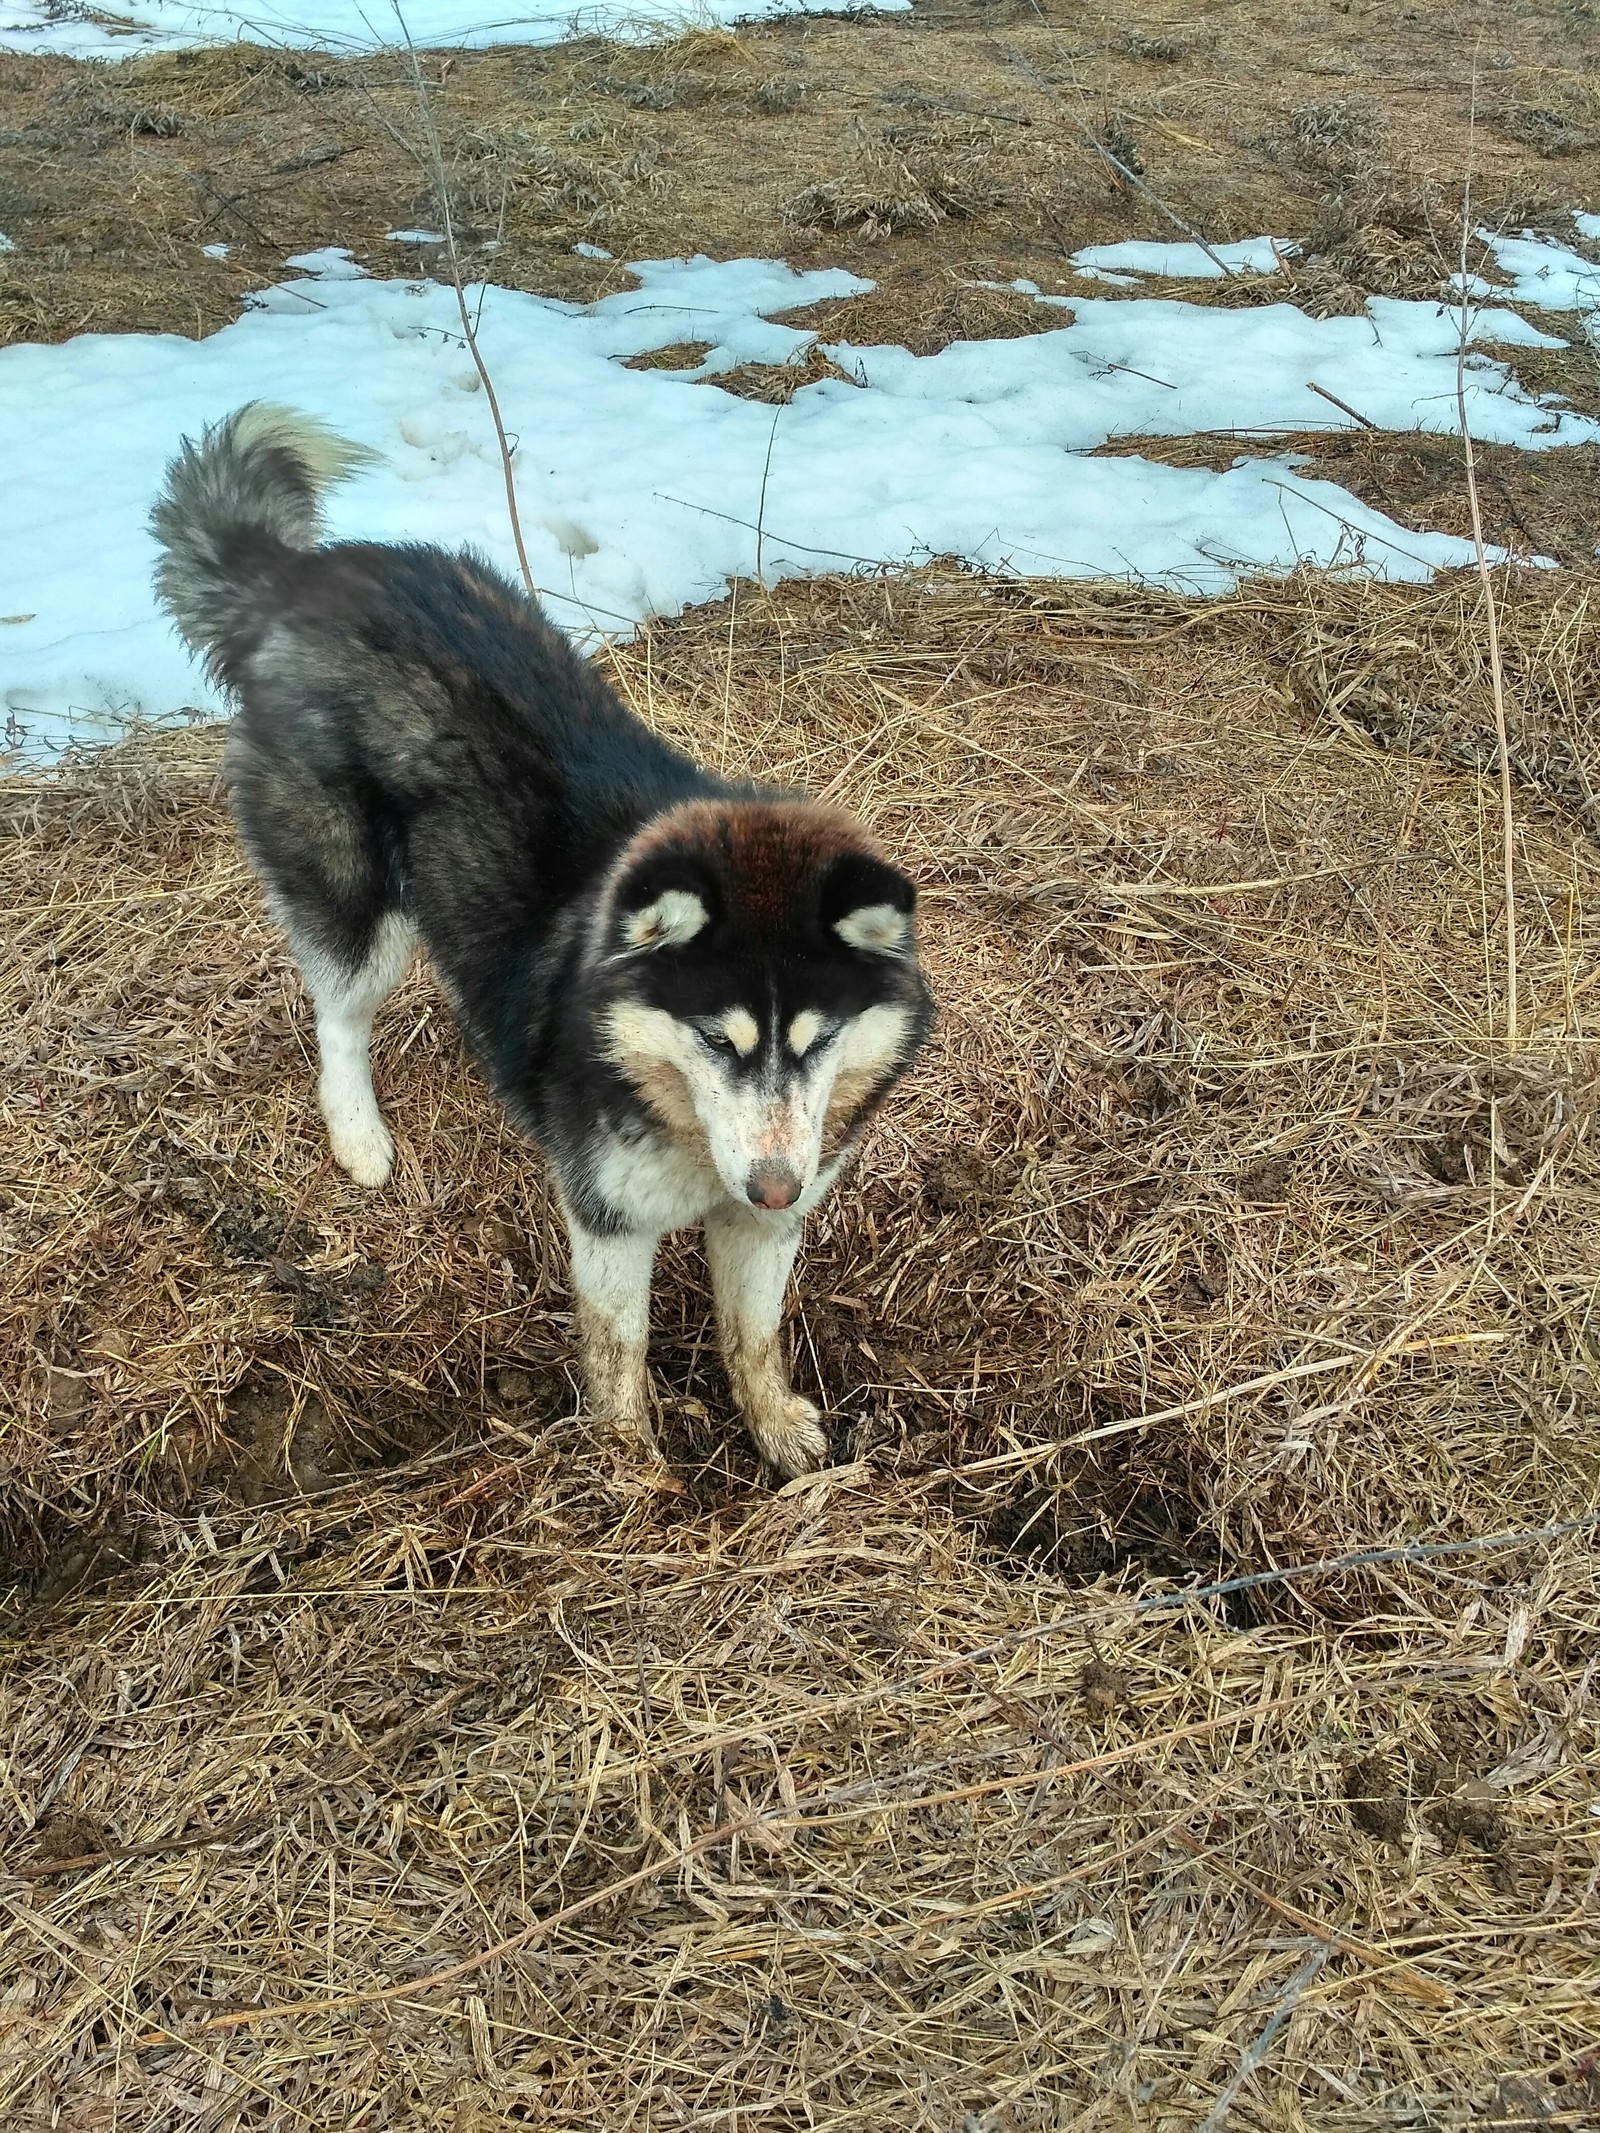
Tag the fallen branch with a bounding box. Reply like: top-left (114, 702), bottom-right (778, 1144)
top-left (1005, 36), bottom-right (1235, 277)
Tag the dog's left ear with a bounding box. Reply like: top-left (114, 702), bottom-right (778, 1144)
top-left (820, 851), bottom-right (917, 956)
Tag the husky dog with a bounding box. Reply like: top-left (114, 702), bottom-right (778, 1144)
top-left (150, 405), bottom-right (933, 1479)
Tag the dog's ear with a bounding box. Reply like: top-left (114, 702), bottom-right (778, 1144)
top-left (612, 848), bottom-right (720, 954)
top-left (820, 851), bottom-right (917, 956)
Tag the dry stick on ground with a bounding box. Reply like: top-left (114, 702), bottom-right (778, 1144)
top-left (393, 16), bottom-right (538, 602)
top-left (1455, 63), bottom-right (1519, 1051)
top-left (1004, 35), bottom-right (1235, 276)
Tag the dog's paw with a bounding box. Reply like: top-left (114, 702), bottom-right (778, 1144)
top-left (751, 1395), bottom-right (828, 1482)
top-left (599, 1405), bottom-right (660, 1462)
top-left (329, 1116), bottom-right (395, 1189)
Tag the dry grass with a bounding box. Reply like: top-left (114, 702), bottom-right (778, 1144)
top-left (3, 564), bottom-right (1600, 2125)
top-left (784, 119), bottom-right (1020, 241)
top-left (1086, 432), bottom-right (1600, 570)
top-left (779, 272), bottom-right (1064, 357)
top-left (4, 0), bottom-right (1599, 350)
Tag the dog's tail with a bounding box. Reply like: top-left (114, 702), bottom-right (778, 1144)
top-left (150, 402), bottom-right (376, 680)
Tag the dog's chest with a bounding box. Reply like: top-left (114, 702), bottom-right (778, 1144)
top-left (589, 1128), bottom-right (721, 1234)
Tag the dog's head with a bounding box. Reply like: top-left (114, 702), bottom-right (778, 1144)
top-left (593, 800), bottom-right (934, 1210)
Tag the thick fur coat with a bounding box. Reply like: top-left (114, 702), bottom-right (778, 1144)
top-left (151, 404), bottom-right (934, 1476)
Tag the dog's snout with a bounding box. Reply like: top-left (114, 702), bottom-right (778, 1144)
top-left (746, 1159), bottom-right (802, 1211)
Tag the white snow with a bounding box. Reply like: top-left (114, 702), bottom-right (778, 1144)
top-left (0, 0), bottom-right (906, 58)
top-left (3, 238), bottom-right (1598, 763)
top-left (1071, 237), bottom-right (1287, 282)
top-left (0, 233), bottom-right (13, 254)
top-left (828, 288), bottom-right (1575, 449)
top-left (574, 243), bottom-right (615, 262)
top-left (201, 241), bottom-right (231, 260)
top-left (1478, 229), bottom-right (1600, 316)
top-left (283, 245), bottom-right (369, 280)
top-left (386, 230), bottom-right (446, 246)
top-left (1574, 213), bottom-right (1600, 241)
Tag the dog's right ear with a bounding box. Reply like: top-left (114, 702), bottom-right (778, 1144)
top-left (611, 849), bottom-right (720, 954)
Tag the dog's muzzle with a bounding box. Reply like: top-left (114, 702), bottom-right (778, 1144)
top-left (746, 1158), bottom-right (802, 1211)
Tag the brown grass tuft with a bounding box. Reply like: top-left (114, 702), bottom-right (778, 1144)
top-left (2, 566), bottom-right (1599, 2122)
top-left (779, 269), bottom-right (1066, 356)
top-left (786, 121), bottom-right (1015, 242)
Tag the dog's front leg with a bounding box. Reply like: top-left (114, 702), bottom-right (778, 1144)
top-left (704, 1206), bottom-right (828, 1480)
top-left (564, 1213), bottom-right (660, 1457)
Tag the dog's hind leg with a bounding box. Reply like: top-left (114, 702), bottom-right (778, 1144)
top-left (704, 1207), bottom-right (828, 1480)
top-left (290, 911), bottom-right (415, 1188)
top-left (228, 733), bottom-right (414, 1189)
top-left (562, 1209), bottom-right (660, 1458)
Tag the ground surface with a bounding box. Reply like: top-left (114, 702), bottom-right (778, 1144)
top-left (3, 567), bottom-right (1600, 2127)
top-left (3, 0), bottom-right (1600, 2125)
top-left (3, 0), bottom-right (1600, 553)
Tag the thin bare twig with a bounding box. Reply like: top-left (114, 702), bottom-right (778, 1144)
top-left (394, 15), bottom-right (538, 602)
top-left (1004, 37), bottom-right (1235, 276)
top-left (1306, 379), bottom-right (1377, 430)
top-left (754, 402), bottom-right (783, 591)
top-left (1455, 56), bottom-right (1519, 1051)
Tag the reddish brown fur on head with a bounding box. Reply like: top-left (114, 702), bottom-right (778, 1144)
top-left (605, 798), bottom-right (896, 946)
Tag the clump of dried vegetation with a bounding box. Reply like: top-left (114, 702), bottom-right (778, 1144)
top-left (2, 561), bottom-right (1598, 2126)
top-left (1276, 96), bottom-right (1460, 312)
top-left (785, 119), bottom-right (1019, 241)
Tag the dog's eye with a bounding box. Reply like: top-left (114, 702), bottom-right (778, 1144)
top-left (698, 1010), bottom-right (759, 1058)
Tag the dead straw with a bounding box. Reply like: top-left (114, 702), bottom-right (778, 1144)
top-left (3, 565), bottom-right (1599, 2128)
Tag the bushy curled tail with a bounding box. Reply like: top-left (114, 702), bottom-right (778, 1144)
top-left (150, 402), bottom-right (376, 679)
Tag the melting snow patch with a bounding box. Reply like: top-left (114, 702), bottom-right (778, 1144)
top-left (386, 230), bottom-right (446, 246)
top-left (3, 242), bottom-right (1596, 762)
top-left (282, 247), bottom-right (369, 281)
top-left (0, 0), bottom-right (908, 57)
top-left (1477, 229), bottom-right (1600, 315)
top-left (1070, 237), bottom-right (1288, 281)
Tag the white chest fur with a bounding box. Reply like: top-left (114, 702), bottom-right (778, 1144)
top-left (588, 1128), bottom-right (722, 1234)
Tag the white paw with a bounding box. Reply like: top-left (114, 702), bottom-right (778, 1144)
top-left (751, 1395), bottom-right (828, 1481)
top-left (328, 1115), bottom-right (395, 1189)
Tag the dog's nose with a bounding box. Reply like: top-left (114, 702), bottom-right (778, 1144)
top-left (746, 1159), bottom-right (802, 1211)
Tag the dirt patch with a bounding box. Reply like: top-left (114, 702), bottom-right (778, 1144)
top-left (3, 0), bottom-right (1599, 352)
